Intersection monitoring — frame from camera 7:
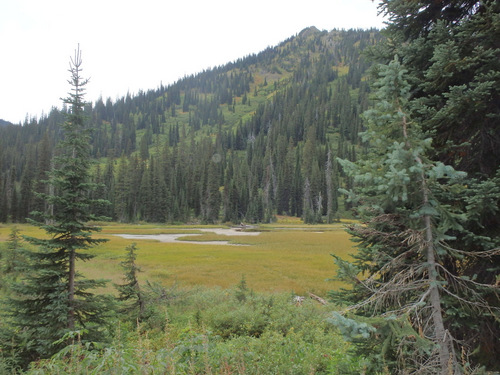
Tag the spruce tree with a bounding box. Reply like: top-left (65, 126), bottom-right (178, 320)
top-left (331, 59), bottom-right (500, 374)
top-left (375, 0), bottom-right (500, 177)
top-left (115, 242), bottom-right (145, 320)
top-left (2, 46), bottom-right (112, 366)
top-left (0, 226), bottom-right (25, 290)
top-left (368, 1), bottom-right (500, 370)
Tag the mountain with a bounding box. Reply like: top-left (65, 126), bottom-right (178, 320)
top-left (0, 119), bottom-right (13, 127)
top-left (0, 27), bottom-right (382, 224)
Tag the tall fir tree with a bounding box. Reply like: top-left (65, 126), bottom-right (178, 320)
top-left (375, 0), bottom-right (500, 177)
top-left (331, 59), bottom-right (500, 374)
top-left (1, 46), bottom-right (113, 367)
top-left (367, 1), bottom-right (500, 370)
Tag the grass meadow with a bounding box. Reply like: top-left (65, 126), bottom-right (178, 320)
top-left (0, 217), bottom-right (356, 296)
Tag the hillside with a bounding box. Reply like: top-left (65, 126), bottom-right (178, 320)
top-left (0, 27), bottom-right (382, 224)
top-left (0, 119), bottom-right (13, 127)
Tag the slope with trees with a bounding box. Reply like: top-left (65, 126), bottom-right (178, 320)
top-left (0, 28), bottom-right (381, 225)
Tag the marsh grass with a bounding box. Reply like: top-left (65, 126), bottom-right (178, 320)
top-left (0, 221), bottom-right (355, 296)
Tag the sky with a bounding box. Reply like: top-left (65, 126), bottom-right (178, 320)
top-left (0, 0), bottom-right (386, 124)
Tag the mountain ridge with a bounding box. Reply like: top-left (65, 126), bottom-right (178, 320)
top-left (0, 27), bottom-right (382, 224)
top-left (0, 119), bottom-right (13, 127)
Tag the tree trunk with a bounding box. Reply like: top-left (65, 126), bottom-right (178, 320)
top-left (419, 166), bottom-right (456, 374)
top-left (68, 248), bottom-right (75, 330)
top-left (404, 107), bottom-right (455, 374)
top-left (424, 213), bottom-right (453, 374)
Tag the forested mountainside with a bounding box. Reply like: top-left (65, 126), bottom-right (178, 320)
top-left (0, 27), bottom-right (382, 224)
top-left (0, 119), bottom-right (13, 127)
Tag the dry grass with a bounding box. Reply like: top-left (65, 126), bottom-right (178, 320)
top-left (0, 221), bottom-right (355, 296)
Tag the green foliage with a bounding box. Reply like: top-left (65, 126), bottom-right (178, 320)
top-left (204, 300), bottom-right (270, 339)
top-left (18, 287), bottom-right (363, 375)
top-left (328, 312), bottom-right (375, 340)
top-left (328, 312), bottom-right (438, 374)
top-left (332, 58), bottom-right (500, 373)
top-left (0, 227), bottom-right (25, 289)
top-left (115, 243), bottom-right (145, 320)
top-left (0, 47), bottom-right (114, 369)
top-left (377, 1), bottom-right (500, 178)
top-left (234, 274), bottom-right (250, 302)
top-left (368, 1), bottom-right (500, 371)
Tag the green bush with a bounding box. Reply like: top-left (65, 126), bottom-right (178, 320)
top-left (203, 292), bottom-right (273, 338)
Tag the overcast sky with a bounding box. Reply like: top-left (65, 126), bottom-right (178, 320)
top-left (0, 0), bottom-right (385, 124)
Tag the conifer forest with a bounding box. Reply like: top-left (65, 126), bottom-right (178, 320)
top-left (1, 27), bottom-right (378, 225)
top-left (0, 1), bottom-right (499, 374)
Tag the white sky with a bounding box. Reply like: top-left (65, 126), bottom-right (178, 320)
top-left (0, 0), bottom-right (385, 124)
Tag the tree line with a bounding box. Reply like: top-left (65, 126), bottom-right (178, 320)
top-left (0, 28), bottom-right (381, 225)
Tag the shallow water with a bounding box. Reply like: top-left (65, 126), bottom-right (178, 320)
top-left (113, 227), bottom-right (260, 246)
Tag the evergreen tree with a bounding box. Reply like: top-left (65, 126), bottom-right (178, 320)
top-left (376, 0), bottom-right (500, 176)
top-left (302, 177), bottom-right (314, 224)
top-left (201, 155), bottom-right (222, 223)
top-left (115, 242), bottom-right (145, 319)
top-left (331, 59), bottom-right (500, 374)
top-left (1, 46), bottom-right (113, 367)
top-left (369, 1), bottom-right (500, 370)
top-left (18, 147), bottom-right (36, 222)
top-left (32, 132), bottom-right (53, 217)
top-left (6, 166), bottom-right (18, 222)
top-left (325, 148), bottom-right (338, 223)
top-left (114, 155), bottom-right (130, 222)
top-left (0, 226), bottom-right (25, 290)
top-left (0, 168), bottom-right (6, 223)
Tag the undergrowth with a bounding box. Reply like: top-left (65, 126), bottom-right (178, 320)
top-left (13, 286), bottom-right (364, 374)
